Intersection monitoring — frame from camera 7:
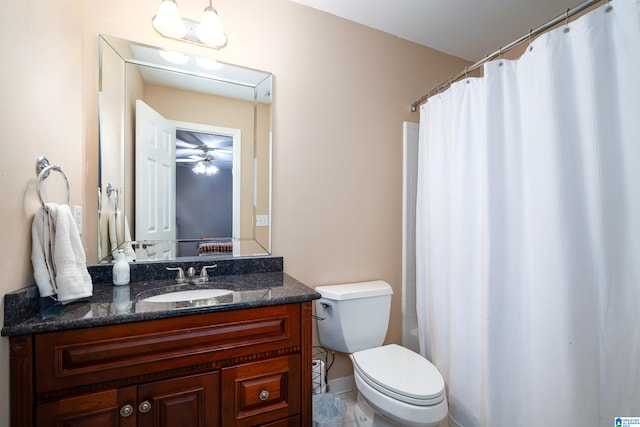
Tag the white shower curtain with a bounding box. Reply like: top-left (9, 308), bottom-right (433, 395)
top-left (416, 0), bottom-right (640, 425)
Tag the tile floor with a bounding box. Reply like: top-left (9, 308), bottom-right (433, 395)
top-left (334, 390), bottom-right (357, 426)
top-left (332, 389), bottom-right (451, 427)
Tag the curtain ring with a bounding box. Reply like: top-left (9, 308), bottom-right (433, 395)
top-left (606, 0), bottom-right (613, 12)
top-left (498, 46), bottom-right (504, 66)
top-left (564, 8), bottom-right (571, 33)
top-left (528, 29), bottom-right (534, 52)
top-left (464, 67), bottom-right (470, 84)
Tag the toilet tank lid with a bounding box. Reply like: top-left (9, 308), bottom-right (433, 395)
top-left (315, 280), bottom-right (393, 300)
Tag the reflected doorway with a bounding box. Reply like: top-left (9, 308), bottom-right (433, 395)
top-left (173, 122), bottom-right (241, 257)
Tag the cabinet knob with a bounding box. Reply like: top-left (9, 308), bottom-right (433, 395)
top-left (259, 390), bottom-right (270, 401)
top-left (139, 400), bottom-right (152, 413)
top-left (120, 404), bottom-right (134, 417)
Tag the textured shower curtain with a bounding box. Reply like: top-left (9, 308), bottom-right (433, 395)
top-left (416, 0), bottom-right (640, 425)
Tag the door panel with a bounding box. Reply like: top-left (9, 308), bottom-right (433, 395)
top-left (135, 100), bottom-right (176, 259)
top-left (36, 387), bottom-right (137, 427)
top-left (137, 372), bottom-right (220, 427)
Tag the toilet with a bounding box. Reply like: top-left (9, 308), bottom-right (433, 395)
top-left (315, 281), bottom-right (448, 427)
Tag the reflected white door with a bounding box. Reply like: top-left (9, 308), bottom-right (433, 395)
top-left (135, 100), bottom-right (176, 260)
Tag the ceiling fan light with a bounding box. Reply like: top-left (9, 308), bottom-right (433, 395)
top-left (205, 164), bottom-right (219, 175)
top-left (152, 0), bottom-right (186, 39)
top-left (193, 162), bottom-right (206, 174)
top-left (197, 6), bottom-right (227, 47)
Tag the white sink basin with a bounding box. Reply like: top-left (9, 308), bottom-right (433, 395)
top-left (142, 289), bottom-right (233, 303)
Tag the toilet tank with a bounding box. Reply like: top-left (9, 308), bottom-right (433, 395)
top-left (315, 281), bottom-right (393, 353)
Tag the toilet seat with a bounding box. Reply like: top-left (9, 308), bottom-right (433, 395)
top-left (351, 344), bottom-right (445, 406)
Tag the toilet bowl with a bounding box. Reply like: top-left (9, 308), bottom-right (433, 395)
top-left (315, 281), bottom-right (448, 427)
top-left (350, 344), bottom-right (447, 427)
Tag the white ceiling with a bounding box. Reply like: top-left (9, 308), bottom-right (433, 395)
top-left (290, 0), bottom-right (579, 61)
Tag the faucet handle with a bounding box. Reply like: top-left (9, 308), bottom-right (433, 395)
top-left (166, 267), bottom-right (186, 283)
top-left (199, 265), bottom-right (218, 282)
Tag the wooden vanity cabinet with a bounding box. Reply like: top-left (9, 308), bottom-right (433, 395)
top-left (9, 302), bottom-right (313, 427)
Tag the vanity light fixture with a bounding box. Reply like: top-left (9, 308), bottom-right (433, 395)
top-left (152, 0), bottom-right (228, 49)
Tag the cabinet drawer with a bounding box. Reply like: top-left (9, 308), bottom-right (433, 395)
top-left (35, 304), bottom-right (300, 394)
top-left (222, 355), bottom-right (301, 426)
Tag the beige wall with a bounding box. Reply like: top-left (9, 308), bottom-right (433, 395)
top-left (0, 0), bottom-right (469, 422)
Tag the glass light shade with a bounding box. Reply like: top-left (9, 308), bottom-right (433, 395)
top-left (205, 164), bottom-right (219, 175)
top-left (152, 0), bottom-right (186, 39)
top-left (192, 162), bottom-right (206, 174)
top-left (197, 7), bottom-right (227, 47)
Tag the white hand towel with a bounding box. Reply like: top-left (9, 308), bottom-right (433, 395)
top-left (31, 204), bottom-right (93, 303)
top-left (31, 207), bottom-right (56, 297)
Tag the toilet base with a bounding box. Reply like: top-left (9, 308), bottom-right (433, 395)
top-left (353, 392), bottom-right (396, 427)
top-left (353, 391), bottom-right (446, 427)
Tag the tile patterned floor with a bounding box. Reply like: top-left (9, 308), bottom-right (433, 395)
top-left (334, 390), bottom-right (358, 426)
top-left (332, 389), bottom-right (451, 427)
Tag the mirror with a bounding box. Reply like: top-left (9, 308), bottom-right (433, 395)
top-left (98, 35), bottom-right (272, 263)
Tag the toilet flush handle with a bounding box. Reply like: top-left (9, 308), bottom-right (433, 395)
top-left (312, 301), bottom-right (332, 321)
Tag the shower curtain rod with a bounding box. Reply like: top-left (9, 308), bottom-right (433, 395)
top-left (410, 0), bottom-right (608, 111)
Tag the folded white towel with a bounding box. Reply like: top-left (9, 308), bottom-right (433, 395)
top-left (31, 203), bottom-right (93, 303)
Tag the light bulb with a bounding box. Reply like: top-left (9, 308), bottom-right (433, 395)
top-left (193, 162), bottom-right (206, 174)
top-left (152, 0), bottom-right (186, 39)
top-left (197, 6), bottom-right (227, 47)
top-left (205, 164), bottom-right (219, 175)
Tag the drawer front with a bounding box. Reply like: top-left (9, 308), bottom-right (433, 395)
top-left (222, 355), bottom-right (301, 427)
top-left (35, 304), bottom-right (301, 394)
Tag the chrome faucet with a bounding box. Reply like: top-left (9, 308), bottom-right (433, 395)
top-left (186, 267), bottom-right (196, 282)
top-left (166, 265), bottom-right (218, 284)
top-left (197, 265), bottom-right (218, 282)
top-left (166, 267), bottom-right (186, 283)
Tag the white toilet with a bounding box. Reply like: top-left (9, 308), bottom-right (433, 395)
top-left (315, 281), bottom-right (448, 427)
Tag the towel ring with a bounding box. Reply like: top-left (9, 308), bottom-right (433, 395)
top-left (36, 157), bottom-right (71, 206)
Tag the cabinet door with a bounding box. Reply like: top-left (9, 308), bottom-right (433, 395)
top-left (36, 386), bottom-right (137, 427)
top-left (137, 372), bottom-right (219, 427)
top-left (222, 355), bottom-right (301, 427)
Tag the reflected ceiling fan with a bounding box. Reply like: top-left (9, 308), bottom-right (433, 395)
top-left (176, 145), bottom-right (223, 175)
top-left (175, 131), bottom-right (233, 175)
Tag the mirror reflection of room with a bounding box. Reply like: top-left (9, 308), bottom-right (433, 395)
top-left (175, 128), bottom-right (234, 258)
top-left (98, 35), bottom-right (272, 263)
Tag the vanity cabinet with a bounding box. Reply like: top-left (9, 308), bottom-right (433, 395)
top-left (9, 302), bottom-right (313, 427)
top-left (36, 373), bottom-right (218, 427)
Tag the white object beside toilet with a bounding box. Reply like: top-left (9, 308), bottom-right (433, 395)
top-left (315, 281), bottom-right (447, 427)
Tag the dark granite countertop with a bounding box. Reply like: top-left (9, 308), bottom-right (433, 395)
top-left (2, 257), bottom-right (321, 337)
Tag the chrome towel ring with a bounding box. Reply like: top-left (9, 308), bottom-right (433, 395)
top-left (36, 156), bottom-right (70, 206)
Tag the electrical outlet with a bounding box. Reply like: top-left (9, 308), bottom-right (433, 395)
top-left (256, 215), bottom-right (269, 227)
top-left (73, 205), bottom-right (83, 235)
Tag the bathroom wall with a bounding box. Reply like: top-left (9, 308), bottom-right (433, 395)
top-left (0, 0), bottom-right (470, 422)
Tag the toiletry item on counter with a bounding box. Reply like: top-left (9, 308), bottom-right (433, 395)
top-left (112, 250), bottom-right (130, 286)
